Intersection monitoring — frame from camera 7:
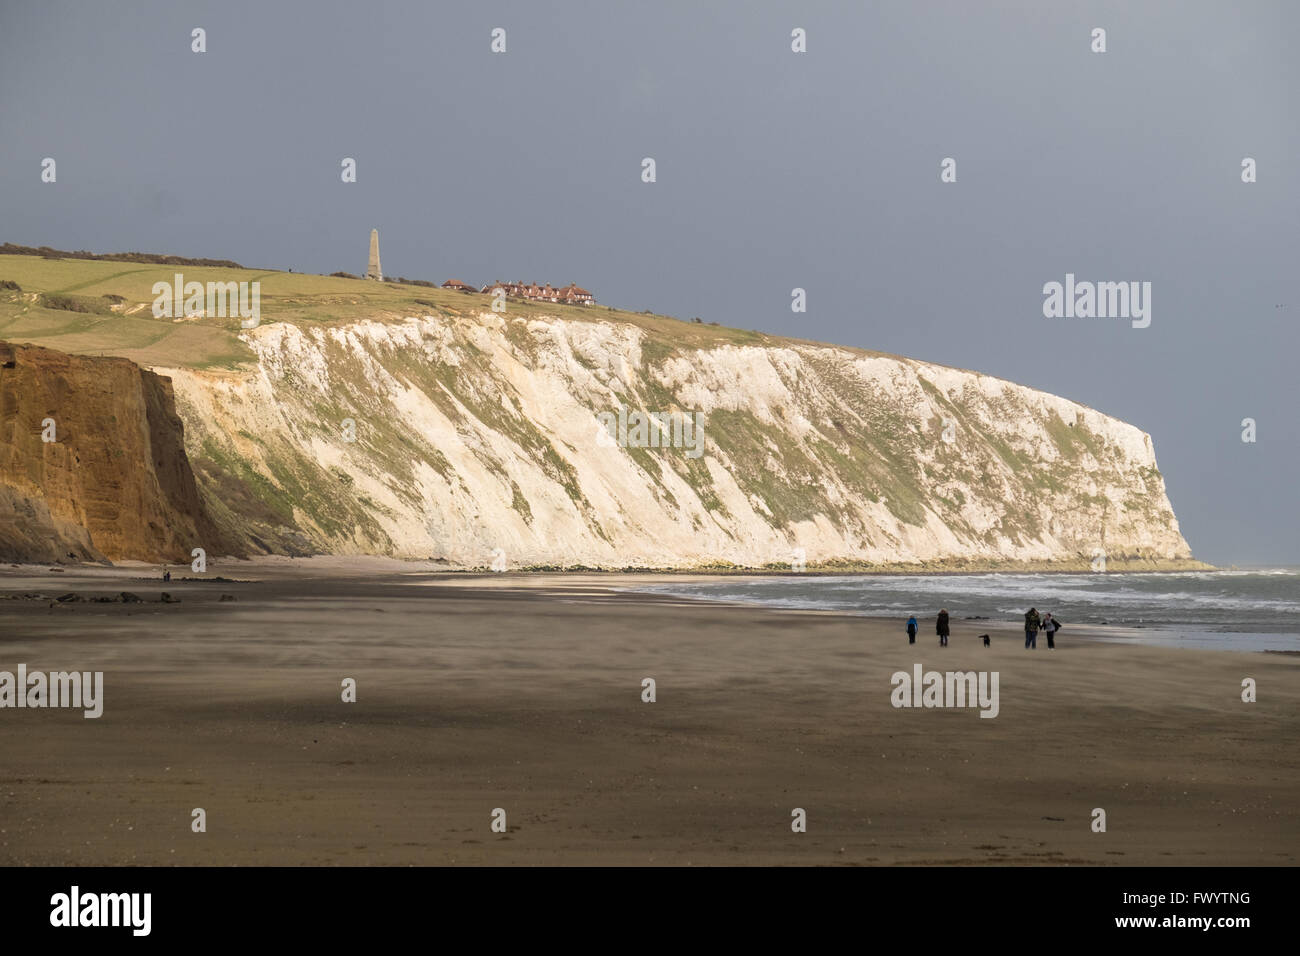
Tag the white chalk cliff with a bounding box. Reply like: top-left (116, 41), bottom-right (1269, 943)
top-left (160, 310), bottom-right (1194, 569)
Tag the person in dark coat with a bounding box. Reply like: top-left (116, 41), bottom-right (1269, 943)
top-left (907, 616), bottom-right (918, 645)
top-left (936, 609), bottom-right (950, 647)
top-left (1024, 607), bottom-right (1041, 649)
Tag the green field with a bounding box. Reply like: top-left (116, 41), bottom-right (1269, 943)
top-left (0, 253), bottom-right (807, 371)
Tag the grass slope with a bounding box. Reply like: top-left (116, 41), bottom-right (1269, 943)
top-left (0, 254), bottom-right (817, 371)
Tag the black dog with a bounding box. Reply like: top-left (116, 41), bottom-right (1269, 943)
top-left (980, 634), bottom-right (990, 646)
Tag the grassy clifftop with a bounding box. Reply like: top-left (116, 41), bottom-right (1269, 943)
top-left (0, 253), bottom-right (784, 372)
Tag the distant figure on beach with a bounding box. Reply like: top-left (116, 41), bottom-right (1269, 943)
top-left (936, 609), bottom-right (950, 647)
top-left (1042, 612), bottom-right (1059, 649)
top-left (162, 568), bottom-right (170, 583)
top-left (1024, 607), bottom-right (1040, 648)
top-left (907, 616), bottom-right (918, 644)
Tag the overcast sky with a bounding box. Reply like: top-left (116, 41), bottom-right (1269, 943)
top-left (1, 0), bottom-right (1296, 565)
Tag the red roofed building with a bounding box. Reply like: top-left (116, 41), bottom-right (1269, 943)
top-left (478, 279), bottom-right (596, 305)
top-left (559, 284), bottom-right (594, 305)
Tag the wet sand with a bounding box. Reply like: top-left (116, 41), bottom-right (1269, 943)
top-left (1, 561), bottom-right (1296, 865)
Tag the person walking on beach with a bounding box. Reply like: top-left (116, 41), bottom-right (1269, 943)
top-left (1042, 612), bottom-right (1059, 649)
top-left (1024, 607), bottom-right (1040, 649)
top-left (907, 615), bottom-right (918, 644)
top-left (936, 609), bottom-right (950, 647)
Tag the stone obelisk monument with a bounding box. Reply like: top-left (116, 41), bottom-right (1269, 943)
top-left (365, 228), bottom-right (382, 281)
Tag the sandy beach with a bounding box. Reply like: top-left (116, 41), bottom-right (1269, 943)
top-left (1, 561), bottom-right (1295, 866)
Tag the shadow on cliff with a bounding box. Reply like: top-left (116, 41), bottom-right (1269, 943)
top-left (0, 341), bottom-right (245, 564)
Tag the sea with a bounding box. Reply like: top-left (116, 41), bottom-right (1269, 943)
top-left (629, 568), bottom-right (1300, 652)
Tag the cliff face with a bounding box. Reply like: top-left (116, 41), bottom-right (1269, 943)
top-left (0, 341), bottom-right (227, 563)
top-left (156, 312), bottom-right (1194, 569)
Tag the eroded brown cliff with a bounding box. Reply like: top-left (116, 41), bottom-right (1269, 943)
top-left (0, 341), bottom-right (233, 563)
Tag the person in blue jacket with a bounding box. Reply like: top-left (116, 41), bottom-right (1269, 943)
top-left (907, 616), bottom-right (918, 644)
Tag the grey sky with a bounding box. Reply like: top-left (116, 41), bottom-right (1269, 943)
top-left (1, 0), bottom-right (1296, 565)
